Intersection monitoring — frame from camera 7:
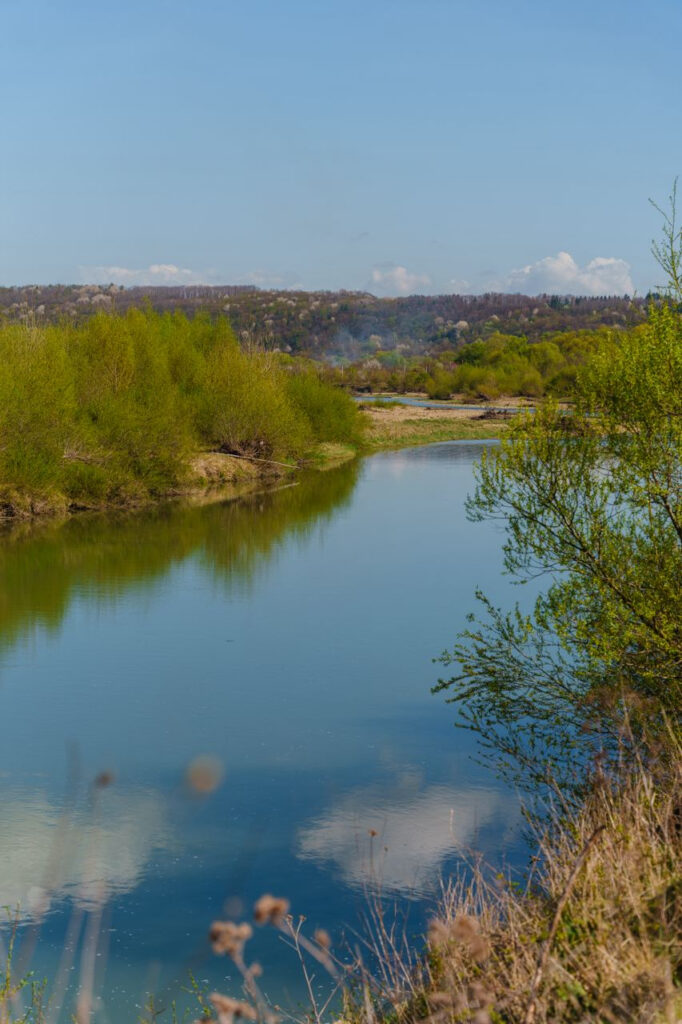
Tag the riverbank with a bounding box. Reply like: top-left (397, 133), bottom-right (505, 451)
top-left (0, 305), bottom-right (524, 522)
top-left (0, 450), bottom-right (283, 521)
top-left (360, 401), bottom-right (510, 450)
top-left (0, 310), bottom-right (368, 521)
top-left (0, 397), bottom-right (508, 523)
top-left (352, 744), bottom-right (682, 1024)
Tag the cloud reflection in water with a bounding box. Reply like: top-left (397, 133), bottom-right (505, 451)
top-left (297, 781), bottom-right (519, 897)
top-left (0, 789), bottom-right (170, 919)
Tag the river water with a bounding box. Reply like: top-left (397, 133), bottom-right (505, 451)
top-left (0, 442), bottom-right (526, 1020)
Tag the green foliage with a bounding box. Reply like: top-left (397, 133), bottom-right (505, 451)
top-left (197, 342), bottom-right (309, 457)
top-left (0, 310), bottom-right (362, 514)
top-left (285, 367), bottom-right (365, 445)
top-left (331, 327), bottom-right (622, 400)
top-left (435, 300), bottom-right (682, 787)
top-left (425, 371), bottom-right (453, 400)
top-left (452, 329), bottom-right (617, 399)
top-left (650, 178), bottom-right (682, 301)
top-left (0, 326), bottom-right (75, 494)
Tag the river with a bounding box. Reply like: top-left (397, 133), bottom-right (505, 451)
top-left (0, 441), bottom-right (527, 1020)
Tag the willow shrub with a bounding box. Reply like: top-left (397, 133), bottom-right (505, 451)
top-left (285, 367), bottom-right (365, 445)
top-left (197, 343), bottom-right (311, 457)
top-left (0, 310), bottom-right (362, 511)
top-left (0, 325), bottom-right (75, 497)
top-left (436, 300), bottom-right (682, 789)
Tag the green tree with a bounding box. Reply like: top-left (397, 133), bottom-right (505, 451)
top-left (650, 177), bottom-right (682, 301)
top-left (435, 197), bottom-right (682, 789)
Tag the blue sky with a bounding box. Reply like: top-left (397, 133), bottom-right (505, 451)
top-left (2, 0), bottom-right (681, 295)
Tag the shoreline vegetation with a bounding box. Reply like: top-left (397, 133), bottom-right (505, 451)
top-left (0, 308), bottom-right (365, 522)
top-left (327, 327), bottom-right (624, 402)
top-left (0, 308), bottom-right (513, 523)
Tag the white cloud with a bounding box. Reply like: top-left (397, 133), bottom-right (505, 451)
top-left (0, 789), bottom-right (170, 918)
top-left (500, 252), bottom-right (633, 297)
top-left (369, 263), bottom-right (432, 297)
top-left (297, 781), bottom-right (519, 897)
top-left (80, 263), bottom-right (212, 286)
top-left (447, 253), bottom-right (634, 297)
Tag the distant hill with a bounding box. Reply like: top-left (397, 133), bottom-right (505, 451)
top-left (0, 284), bottom-right (647, 358)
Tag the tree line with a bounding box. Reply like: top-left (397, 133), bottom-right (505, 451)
top-left (0, 285), bottom-right (646, 357)
top-left (0, 309), bottom-right (363, 517)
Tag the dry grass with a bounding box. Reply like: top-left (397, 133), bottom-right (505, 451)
top-left (356, 746), bottom-right (682, 1024)
top-left (361, 406), bottom-right (509, 450)
top-left (301, 442), bottom-right (358, 469)
top-left (189, 452), bottom-right (267, 485)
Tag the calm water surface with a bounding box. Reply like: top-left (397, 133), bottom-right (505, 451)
top-left (0, 442), bottom-right (526, 1019)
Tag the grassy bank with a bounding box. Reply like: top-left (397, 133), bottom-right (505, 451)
top-left (337, 739), bottom-right (681, 1024)
top-left (0, 310), bottom-right (364, 518)
top-left (360, 403), bottom-right (509, 450)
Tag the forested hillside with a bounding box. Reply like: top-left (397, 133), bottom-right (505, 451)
top-left (0, 284), bottom-right (646, 357)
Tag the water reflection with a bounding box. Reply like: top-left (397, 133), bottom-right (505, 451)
top-left (298, 776), bottom-right (519, 897)
top-left (0, 459), bottom-right (360, 657)
top-left (0, 787), bottom-right (170, 919)
top-left (0, 443), bottom-right (526, 1019)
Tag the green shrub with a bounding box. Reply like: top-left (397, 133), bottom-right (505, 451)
top-left (0, 325), bottom-right (75, 495)
top-left (0, 310), bottom-right (364, 513)
top-left (197, 345), bottom-right (309, 457)
top-left (286, 369), bottom-right (364, 444)
top-left (425, 371), bottom-right (454, 400)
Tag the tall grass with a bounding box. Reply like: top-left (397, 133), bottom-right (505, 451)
top-left (351, 736), bottom-right (682, 1024)
top-left (0, 310), bottom-right (363, 516)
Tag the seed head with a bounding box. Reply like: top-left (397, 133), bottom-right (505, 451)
top-left (209, 921), bottom-right (253, 956)
top-left (427, 915), bottom-right (489, 962)
top-left (427, 918), bottom-right (450, 948)
top-left (451, 914), bottom-right (479, 942)
top-left (186, 755), bottom-right (224, 794)
top-left (314, 928), bottom-right (331, 950)
top-left (254, 894), bottom-right (290, 925)
top-left (209, 993), bottom-right (257, 1024)
top-left (428, 992), bottom-right (454, 1008)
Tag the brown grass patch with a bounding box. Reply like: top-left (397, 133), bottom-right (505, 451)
top-left (361, 405), bottom-right (509, 449)
top-left (358, 744), bottom-right (682, 1024)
